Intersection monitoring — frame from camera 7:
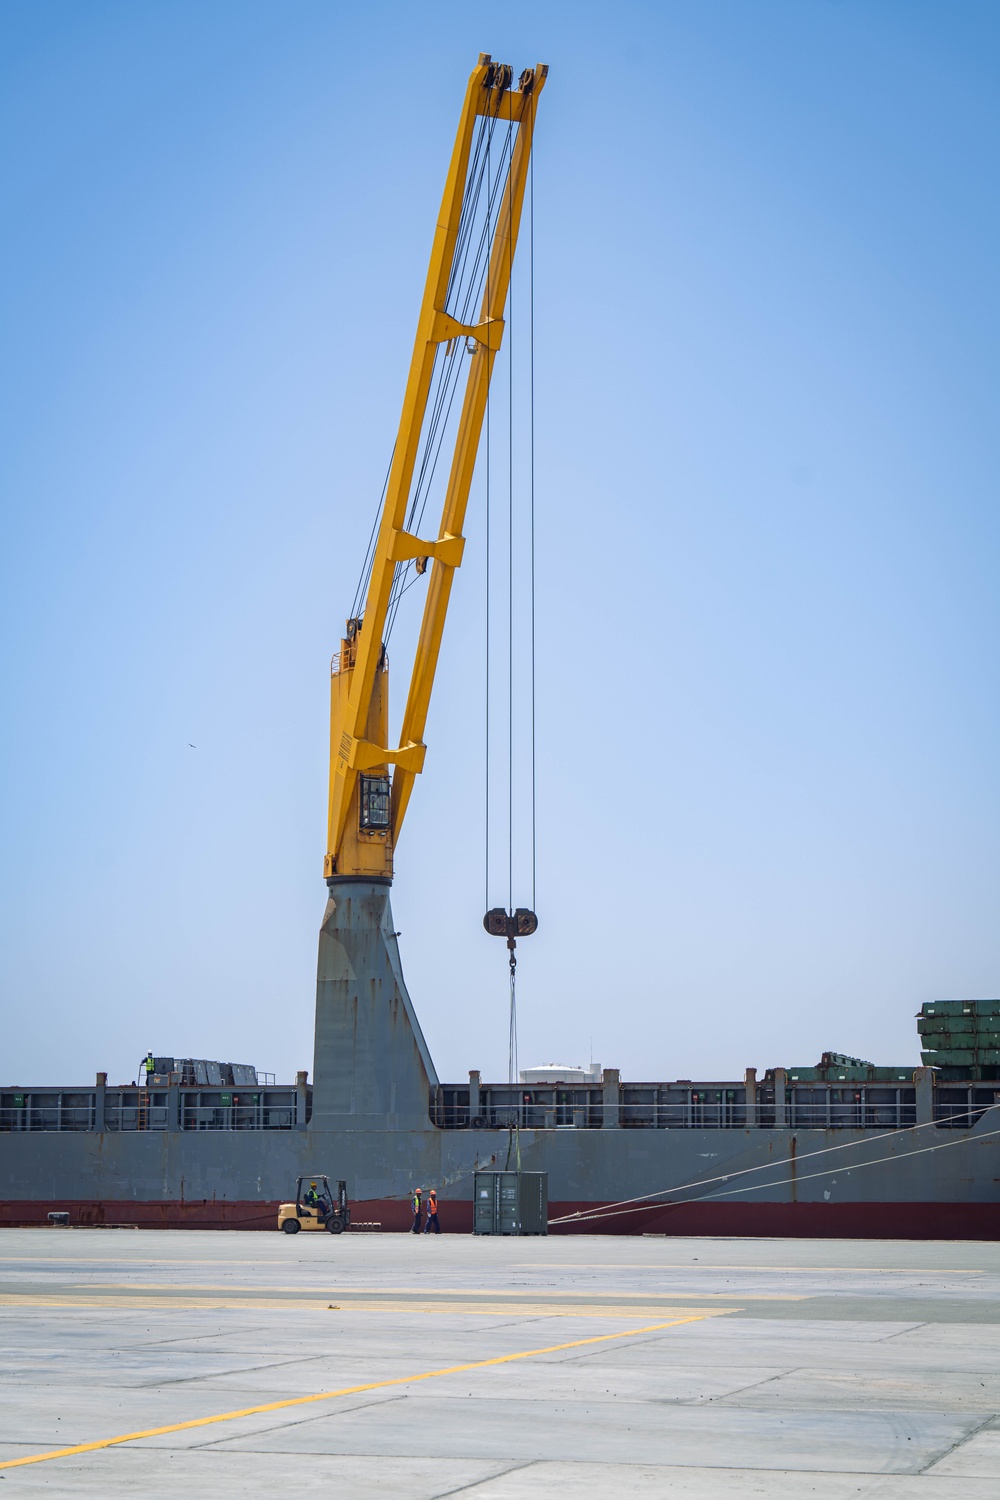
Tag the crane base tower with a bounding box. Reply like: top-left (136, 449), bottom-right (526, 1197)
top-left (311, 880), bottom-right (438, 1134)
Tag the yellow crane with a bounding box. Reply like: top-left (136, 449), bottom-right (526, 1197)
top-left (325, 54), bottom-right (547, 884)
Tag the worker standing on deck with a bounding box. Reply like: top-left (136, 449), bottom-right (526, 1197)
top-left (423, 1188), bottom-right (441, 1234)
top-left (411, 1187), bottom-right (423, 1233)
top-left (142, 1053), bottom-right (154, 1085)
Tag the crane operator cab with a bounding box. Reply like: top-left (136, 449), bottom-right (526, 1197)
top-left (278, 1176), bottom-right (350, 1235)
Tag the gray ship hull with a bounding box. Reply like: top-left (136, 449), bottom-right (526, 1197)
top-left (3, 881), bottom-right (998, 1235)
top-left (2, 1117), bottom-right (998, 1237)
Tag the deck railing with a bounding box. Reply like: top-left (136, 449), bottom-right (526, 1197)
top-left (4, 1081), bottom-right (996, 1133)
top-left (430, 1081), bottom-right (927, 1131)
top-left (0, 1087), bottom-right (309, 1132)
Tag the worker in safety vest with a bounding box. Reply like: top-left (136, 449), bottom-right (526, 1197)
top-left (143, 1053), bottom-right (155, 1084)
top-left (423, 1188), bottom-right (441, 1234)
top-left (303, 1181), bottom-right (324, 1218)
top-left (411, 1187), bottom-right (422, 1233)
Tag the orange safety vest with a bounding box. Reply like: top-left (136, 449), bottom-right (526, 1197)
top-left (428, 1194), bottom-right (438, 1215)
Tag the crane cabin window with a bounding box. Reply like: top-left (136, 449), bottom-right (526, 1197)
top-left (359, 775), bottom-right (391, 832)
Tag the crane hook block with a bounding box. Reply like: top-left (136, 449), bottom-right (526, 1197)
top-left (484, 908), bottom-right (538, 939)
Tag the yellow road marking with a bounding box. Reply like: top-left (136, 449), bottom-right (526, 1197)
top-left (0, 1258), bottom-right (269, 1265)
top-left (0, 1315), bottom-right (706, 1471)
top-left (0, 1296), bottom-right (731, 1318)
top-left (0, 1257), bottom-right (985, 1275)
top-left (521, 1262), bottom-right (985, 1275)
top-left (87, 1282), bottom-right (783, 1295)
top-left (0, 1283), bottom-right (806, 1302)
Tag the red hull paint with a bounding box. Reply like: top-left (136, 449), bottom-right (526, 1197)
top-left (1, 1197), bottom-right (999, 1238)
top-left (550, 1199), bottom-right (1000, 1240)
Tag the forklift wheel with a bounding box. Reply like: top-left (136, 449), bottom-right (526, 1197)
top-left (326, 1215), bottom-right (344, 1234)
top-left (282, 1218), bottom-right (301, 1234)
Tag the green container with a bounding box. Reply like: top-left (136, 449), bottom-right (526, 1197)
top-left (920, 1033), bottom-right (957, 1050)
top-left (922, 1049), bottom-right (975, 1066)
top-left (473, 1171), bottom-right (548, 1236)
top-left (869, 1067), bottom-right (916, 1082)
top-left (917, 1015), bottom-right (973, 1035)
top-left (921, 999), bottom-right (1000, 1020)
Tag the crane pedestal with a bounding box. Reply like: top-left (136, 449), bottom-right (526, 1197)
top-left (310, 880), bottom-right (438, 1133)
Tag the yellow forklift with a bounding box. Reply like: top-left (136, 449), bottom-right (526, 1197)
top-left (278, 1176), bottom-right (350, 1234)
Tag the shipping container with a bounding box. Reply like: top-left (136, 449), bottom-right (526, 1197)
top-left (473, 1171), bottom-right (548, 1236)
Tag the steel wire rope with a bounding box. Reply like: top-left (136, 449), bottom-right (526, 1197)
top-left (382, 113), bottom-right (496, 632)
top-left (549, 1113), bottom-right (1000, 1227)
top-left (505, 102), bottom-right (516, 1089)
top-left (384, 111), bottom-right (514, 642)
top-left (481, 121), bottom-right (518, 851)
top-left (547, 1100), bottom-right (1000, 1226)
top-left (509, 962), bottom-right (518, 1089)
top-left (349, 448), bottom-right (395, 624)
top-left (410, 116), bottom-right (516, 540)
top-left (485, 109), bottom-right (492, 914)
top-left (507, 137), bottom-right (514, 920)
top-left (406, 110), bottom-right (509, 527)
top-left (445, 118), bottom-right (503, 325)
top-left (402, 111), bottom-right (498, 536)
top-left (355, 113), bottom-right (501, 630)
top-left (444, 109), bottom-right (495, 308)
top-left (457, 98), bottom-right (523, 1090)
top-left (353, 107), bottom-right (511, 634)
top-left (383, 347), bottom-right (453, 641)
top-left (384, 265), bottom-right (506, 640)
top-left (528, 90), bottom-right (537, 911)
top-left (480, 112), bottom-right (518, 910)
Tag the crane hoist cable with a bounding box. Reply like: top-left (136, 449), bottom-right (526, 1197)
top-left (352, 99), bottom-right (511, 642)
top-left (481, 81), bottom-right (540, 1091)
top-left (385, 107), bottom-right (516, 644)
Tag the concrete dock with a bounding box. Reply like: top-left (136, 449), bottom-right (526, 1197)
top-left (0, 1228), bottom-right (998, 1495)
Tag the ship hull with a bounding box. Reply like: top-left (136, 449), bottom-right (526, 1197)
top-left (1, 1197), bottom-right (998, 1239)
top-left (3, 1121), bottom-right (997, 1236)
top-left (4, 884), bottom-right (996, 1236)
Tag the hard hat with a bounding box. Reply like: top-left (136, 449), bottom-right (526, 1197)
top-left (310, 1181), bottom-right (317, 1188)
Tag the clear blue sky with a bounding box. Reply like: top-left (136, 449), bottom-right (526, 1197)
top-left (2, 0), bottom-right (998, 1087)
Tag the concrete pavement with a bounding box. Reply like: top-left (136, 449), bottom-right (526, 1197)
top-left (0, 1228), bottom-right (997, 1495)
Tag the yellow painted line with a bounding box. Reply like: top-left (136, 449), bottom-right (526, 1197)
top-left (0, 1258), bottom-right (986, 1275)
top-left (521, 1262), bottom-right (985, 1275)
top-left (0, 1294), bottom-right (731, 1317)
top-left (2, 1283), bottom-right (807, 1302)
top-left (0, 1314), bottom-right (707, 1472)
top-left (0, 1258), bottom-right (269, 1264)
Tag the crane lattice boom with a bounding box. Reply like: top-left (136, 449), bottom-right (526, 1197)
top-left (325, 54), bottom-right (547, 880)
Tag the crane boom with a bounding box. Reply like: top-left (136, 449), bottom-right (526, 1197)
top-left (325, 55), bottom-right (547, 880)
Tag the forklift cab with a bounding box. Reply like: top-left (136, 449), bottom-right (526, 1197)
top-left (278, 1176), bottom-right (350, 1234)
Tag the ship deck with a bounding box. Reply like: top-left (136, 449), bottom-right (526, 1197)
top-left (1, 1228), bottom-right (998, 1494)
